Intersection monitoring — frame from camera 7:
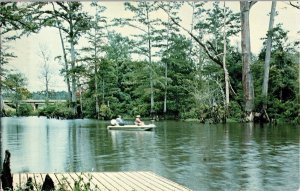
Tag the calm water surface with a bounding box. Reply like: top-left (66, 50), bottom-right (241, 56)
top-left (0, 117), bottom-right (299, 191)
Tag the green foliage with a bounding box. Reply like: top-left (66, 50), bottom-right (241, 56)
top-left (228, 101), bottom-right (243, 120)
top-left (38, 103), bottom-right (75, 119)
top-left (99, 104), bottom-right (112, 120)
top-left (252, 25), bottom-right (299, 122)
top-left (2, 2), bottom-right (298, 123)
top-left (4, 109), bottom-right (16, 117)
top-left (17, 103), bottom-right (33, 116)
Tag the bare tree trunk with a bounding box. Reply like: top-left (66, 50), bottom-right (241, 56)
top-left (79, 84), bottom-right (83, 118)
top-left (146, 8), bottom-right (154, 118)
top-left (188, 2), bottom-right (195, 56)
top-left (0, 25), bottom-right (3, 117)
top-left (94, 36), bottom-right (100, 119)
top-left (39, 46), bottom-right (51, 103)
top-left (163, 64), bottom-right (167, 115)
top-left (223, 1), bottom-right (230, 113)
top-left (240, 1), bottom-right (256, 122)
top-left (102, 78), bottom-right (105, 104)
top-left (51, 3), bottom-right (71, 104)
top-left (93, 7), bottom-right (100, 119)
top-left (298, 51), bottom-right (300, 122)
top-left (95, 68), bottom-right (99, 119)
top-left (44, 70), bottom-right (49, 103)
top-left (262, 1), bottom-right (277, 113)
top-left (58, 28), bottom-right (71, 103)
top-left (163, 3), bottom-right (172, 118)
top-left (70, 37), bottom-right (77, 115)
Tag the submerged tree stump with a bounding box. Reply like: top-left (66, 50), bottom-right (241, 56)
top-left (41, 174), bottom-right (55, 191)
top-left (0, 150), bottom-right (13, 190)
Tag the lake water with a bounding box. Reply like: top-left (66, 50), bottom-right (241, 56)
top-left (0, 116), bottom-right (299, 191)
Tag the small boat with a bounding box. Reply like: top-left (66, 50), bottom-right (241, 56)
top-left (107, 124), bottom-right (156, 131)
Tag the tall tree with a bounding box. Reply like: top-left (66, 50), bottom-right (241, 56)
top-left (160, 2), bottom-right (240, 119)
top-left (222, 1), bottom-right (229, 112)
top-left (82, 2), bottom-right (107, 119)
top-left (161, 34), bottom-right (194, 118)
top-left (104, 32), bottom-right (133, 115)
top-left (240, 1), bottom-right (256, 122)
top-left (51, 2), bottom-right (71, 104)
top-left (47, 2), bottom-right (91, 115)
top-left (4, 72), bottom-right (29, 115)
top-left (38, 44), bottom-right (53, 102)
top-left (115, 2), bottom-right (161, 117)
top-left (261, 1), bottom-right (277, 121)
top-left (157, 2), bottom-right (182, 118)
top-left (0, 2), bottom-right (40, 117)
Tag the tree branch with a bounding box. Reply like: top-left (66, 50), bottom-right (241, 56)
top-left (249, 1), bottom-right (257, 8)
top-left (289, 1), bottom-right (300, 9)
top-left (161, 7), bottom-right (223, 67)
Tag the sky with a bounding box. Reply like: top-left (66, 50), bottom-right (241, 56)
top-left (5, 1), bottom-right (300, 92)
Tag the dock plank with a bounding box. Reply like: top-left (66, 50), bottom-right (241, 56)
top-left (19, 173), bottom-right (28, 189)
top-left (89, 172), bottom-right (119, 191)
top-left (98, 173), bottom-right (126, 191)
top-left (103, 172), bottom-right (136, 191)
top-left (61, 173), bottom-right (76, 190)
top-left (112, 172), bottom-right (147, 191)
top-left (27, 173), bottom-right (40, 190)
top-left (123, 171), bottom-right (165, 191)
top-left (12, 173), bottom-right (20, 189)
top-left (55, 173), bottom-right (71, 190)
top-left (33, 173), bottom-right (44, 191)
top-left (142, 172), bottom-right (191, 191)
top-left (75, 172), bottom-right (98, 190)
top-left (13, 171), bottom-right (191, 191)
top-left (82, 172), bottom-right (110, 191)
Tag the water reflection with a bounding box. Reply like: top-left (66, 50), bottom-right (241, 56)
top-left (0, 117), bottom-right (299, 191)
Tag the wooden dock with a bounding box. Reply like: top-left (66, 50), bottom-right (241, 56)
top-left (12, 171), bottom-right (192, 191)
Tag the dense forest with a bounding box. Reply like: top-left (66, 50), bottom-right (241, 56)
top-left (0, 2), bottom-right (299, 123)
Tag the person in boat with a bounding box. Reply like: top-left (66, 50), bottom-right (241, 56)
top-left (110, 119), bottom-right (117, 126)
top-left (116, 115), bottom-right (125, 126)
top-left (135, 115), bottom-right (144, 126)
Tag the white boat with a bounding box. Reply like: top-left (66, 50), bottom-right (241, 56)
top-left (107, 124), bottom-right (156, 131)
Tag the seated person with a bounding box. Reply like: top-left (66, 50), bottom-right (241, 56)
top-left (116, 115), bottom-right (125, 126)
top-left (110, 119), bottom-right (117, 126)
top-left (135, 115), bottom-right (144, 126)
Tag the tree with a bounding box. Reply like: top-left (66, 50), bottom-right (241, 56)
top-left (157, 2), bottom-right (182, 117)
top-left (222, 1), bottom-right (229, 113)
top-left (261, 1), bottom-right (277, 122)
top-left (160, 2), bottom-right (240, 120)
top-left (240, 1), bottom-right (257, 122)
top-left (0, 3), bottom-right (36, 117)
top-left (255, 25), bottom-right (299, 121)
top-left (38, 44), bottom-right (53, 102)
top-left (115, 2), bottom-right (161, 117)
top-left (46, 2), bottom-right (91, 115)
top-left (81, 2), bottom-right (107, 119)
top-left (104, 32), bottom-right (133, 115)
top-left (51, 2), bottom-right (71, 104)
top-left (3, 72), bottom-right (29, 115)
top-left (161, 34), bottom-right (194, 118)
top-left (289, 1), bottom-right (300, 9)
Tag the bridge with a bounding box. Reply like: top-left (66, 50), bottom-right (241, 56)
top-left (4, 99), bottom-right (66, 111)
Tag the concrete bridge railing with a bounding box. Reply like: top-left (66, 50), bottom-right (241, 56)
top-left (3, 99), bottom-right (66, 111)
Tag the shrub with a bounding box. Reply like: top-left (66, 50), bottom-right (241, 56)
top-left (38, 103), bottom-right (75, 119)
top-left (99, 104), bottom-right (112, 120)
top-left (17, 103), bottom-right (33, 116)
